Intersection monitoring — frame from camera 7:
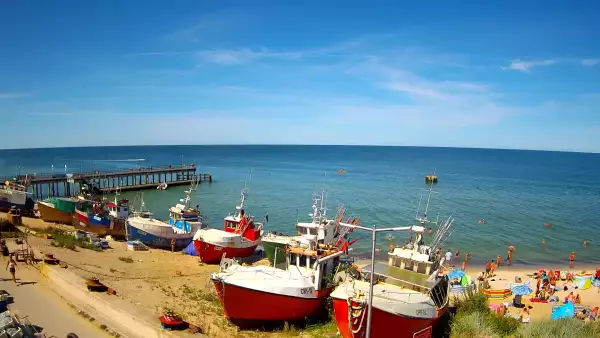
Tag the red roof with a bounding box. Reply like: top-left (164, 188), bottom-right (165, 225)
top-left (106, 203), bottom-right (117, 207)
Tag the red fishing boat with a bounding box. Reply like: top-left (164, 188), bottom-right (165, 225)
top-left (331, 261), bottom-right (449, 338)
top-left (331, 217), bottom-right (453, 338)
top-left (211, 237), bottom-right (346, 326)
top-left (193, 189), bottom-right (263, 263)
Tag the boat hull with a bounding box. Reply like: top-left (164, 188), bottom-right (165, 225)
top-left (212, 279), bottom-right (330, 326)
top-left (262, 240), bottom-right (287, 265)
top-left (126, 221), bottom-right (193, 250)
top-left (332, 298), bottom-right (443, 338)
top-left (194, 239), bottom-right (258, 264)
top-left (37, 202), bottom-right (73, 224)
top-left (72, 216), bottom-right (126, 239)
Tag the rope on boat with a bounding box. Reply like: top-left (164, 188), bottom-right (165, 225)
top-left (347, 291), bottom-right (367, 337)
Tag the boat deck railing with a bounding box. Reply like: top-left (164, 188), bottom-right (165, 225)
top-left (360, 261), bottom-right (449, 308)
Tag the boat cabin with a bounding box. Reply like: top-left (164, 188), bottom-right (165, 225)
top-left (388, 225), bottom-right (439, 275)
top-left (107, 199), bottom-right (130, 219)
top-left (169, 203), bottom-right (201, 221)
top-left (285, 241), bottom-right (342, 291)
top-left (224, 208), bottom-right (262, 241)
top-left (295, 219), bottom-right (337, 244)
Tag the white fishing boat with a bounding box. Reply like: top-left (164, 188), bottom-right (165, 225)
top-left (0, 180), bottom-right (32, 211)
top-left (262, 191), bottom-right (360, 265)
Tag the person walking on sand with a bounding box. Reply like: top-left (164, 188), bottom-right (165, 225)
top-left (6, 254), bottom-right (17, 285)
top-left (497, 255), bottom-right (502, 267)
top-left (570, 251), bottom-right (576, 268)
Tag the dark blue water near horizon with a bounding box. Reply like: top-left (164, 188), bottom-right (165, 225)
top-left (1, 145), bottom-right (599, 265)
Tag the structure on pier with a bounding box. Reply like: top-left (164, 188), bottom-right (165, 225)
top-left (0, 164), bottom-right (212, 200)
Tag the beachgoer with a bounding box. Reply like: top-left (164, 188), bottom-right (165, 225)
top-left (171, 238), bottom-right (175, 253)
top-left (265, 213), bottom-right (269, 222)
top-left (566, 292), bottom-right (575, 303)
top-left (507, 245), bottom-right (515, 265)
top-left (520, 307), bottom-right (531, 323)
top-left (569, 251), bottom-right (576, 268)
top-left (583, 240), bottom-right (588, 248)
top-left (542, 239), bottom-right (546, 248)
top-left (465, 252), bottom-right (471, 264)
top-left (455, 249), bottom-right (460, 257)
top-left (496, 255), bottom-right (502, 267)
top-left (445, 250), bottom-right (452, 266)
top-left (576, 309), bottom-right (587, 320)
top-left (5, 254), bottom-right (17, 284)
top-left (490, 260), bottom-right (497, 276)
top-left (484, 260), bottom-right (491, 278)
top-left (496, 304), bottom-right (507, 317)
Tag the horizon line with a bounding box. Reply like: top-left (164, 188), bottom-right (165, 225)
top-left (1, 144), bottom-right (598, 155)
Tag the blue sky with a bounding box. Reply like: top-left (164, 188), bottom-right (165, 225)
top-left (1, 1), bottom-right (599, 152)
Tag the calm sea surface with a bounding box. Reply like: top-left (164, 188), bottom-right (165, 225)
top-left (1, 145), bottom-right (599, 265)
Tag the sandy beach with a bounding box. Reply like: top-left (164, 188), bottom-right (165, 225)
top-left (459, 261), bottom-right (600, 322)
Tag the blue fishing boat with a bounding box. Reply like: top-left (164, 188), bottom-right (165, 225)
top-left (126, 180), bottom-right (204, 249)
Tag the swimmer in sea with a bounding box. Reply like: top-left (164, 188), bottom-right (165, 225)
top-left (542, 239), bottom-right (546, 248)
top-left (583, 240), bottom-right (588, 248)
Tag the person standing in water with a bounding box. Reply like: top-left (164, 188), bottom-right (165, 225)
top-left (507, 245), bottom-right (515, 266)
top-left (6, 254), bottom-right (17, 284)
top-left (570, 251), bottom-right (576, 268)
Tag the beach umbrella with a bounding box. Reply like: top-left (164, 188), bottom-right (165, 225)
top-left (511, 283), bottom-right (533, 296)
top-left (447, 269), bottom-right (465, 280)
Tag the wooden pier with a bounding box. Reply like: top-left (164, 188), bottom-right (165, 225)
top-left (0, 164), bottom-right (212, 200)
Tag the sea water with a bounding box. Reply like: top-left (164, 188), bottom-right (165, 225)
top-left (1, 145), bottom-right (598, 265)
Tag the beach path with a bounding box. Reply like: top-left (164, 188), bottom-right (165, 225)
top-left (1, 262), bottom-right (108, 337)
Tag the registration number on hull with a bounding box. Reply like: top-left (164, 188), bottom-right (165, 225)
top-left (300, 287), bottom-right (314, 295)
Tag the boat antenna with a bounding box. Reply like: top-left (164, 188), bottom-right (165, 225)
top-left (415, 191), bottom-right (423, 220)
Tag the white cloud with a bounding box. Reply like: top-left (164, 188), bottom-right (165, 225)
top-left (0, 92), bottom-right (29, 99)
top-left (196, 48), bottom-right (301, 65)
top-left (505, 59), bottom-right (557, 72)
top-left (164, 8), bottom-right (251, 42)
top-left (581, 59), bottom-right (599, 66)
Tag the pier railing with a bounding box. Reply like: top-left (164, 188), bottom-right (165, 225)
top-left (0, 164), bottom-right (197, 183)
top-left (0, 163), bottom-right (212, 200)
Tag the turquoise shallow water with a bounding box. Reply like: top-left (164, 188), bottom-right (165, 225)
top-left (1, 145), bottom-right (599, 265)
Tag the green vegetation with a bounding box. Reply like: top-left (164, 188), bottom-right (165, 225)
top-left (450, 290), bottom-right (600, 338)
top-left (42, 227), bottom-right (101, 251)
top-left (118, 256), bottom-right (134, 263)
